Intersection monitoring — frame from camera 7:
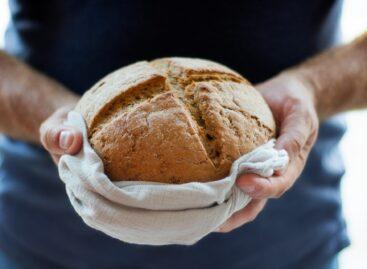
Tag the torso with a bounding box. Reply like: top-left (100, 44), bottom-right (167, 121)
top-left (0, 1), bottom-right (349, 268)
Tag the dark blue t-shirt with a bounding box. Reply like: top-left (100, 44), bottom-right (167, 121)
top-left (0, 1), bottom-right (349, 268)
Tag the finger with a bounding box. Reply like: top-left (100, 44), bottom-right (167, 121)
top-left (236, 165), bottom-right (298, 199)
top-left (216, 199), bottom-right (267, 233)
top-left (40, 112), bottom-right (83, 156)
top-left (276, 119), bottom-right (306, 161)
top-left (40, 124), bottom-right (82, 155)
top-left (275, 105), bottom-right (318, 161)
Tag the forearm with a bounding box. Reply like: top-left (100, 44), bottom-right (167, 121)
top-left (284, 32), bottom-right (367, 120)
top-left (0, 50), bottom-right (79, 143)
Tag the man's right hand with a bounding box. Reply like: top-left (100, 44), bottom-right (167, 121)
top-left (40, 106), bottom-right (83, 164)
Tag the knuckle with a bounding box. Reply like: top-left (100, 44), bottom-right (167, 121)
top-left (310, 111), bottom-right (319, 127)
top-left (283, 96), bottom-right (303, 113)
top-left (253, 181), bottom-right (270, 198)
top-left (310, 118), bottom-right (319, 140)
top-left (297, 150), bottom-right (308, 163)
top-left (247, 214), bottom-right (257, 223)
top-left (307, 110), bottom-right (319, 134)
top-left (272, 176), bottom-right (291, 198)
top-left (273, 192), bottom-right (282, 199)
top-left (287, 137), bottom-right (303, 156)
top-left (274, 188), bottom-right (287, 198)
top-left (43, 128), bottom-right (59, 150)
top-left (220, 228), bottom-right (232, 233)
top-left (218, 224), bottom-right (232, 233)
top-left (285, 179), bottom-right (294, 191)
top-left (274, 187), bottom-right (285, 199)
top-left (297, 104), bottom-right (310, 117)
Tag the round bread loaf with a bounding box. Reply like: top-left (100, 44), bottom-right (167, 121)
top-left (75, 57), bottom-right (276, 184)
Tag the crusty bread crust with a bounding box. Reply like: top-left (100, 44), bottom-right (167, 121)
top-left (75, 57), bottom-right (275, 183)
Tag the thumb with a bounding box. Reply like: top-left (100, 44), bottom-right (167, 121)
top-left (39, 109), bottom-right (82, 156)
top-left (275, 106), bottom-right (317, 162)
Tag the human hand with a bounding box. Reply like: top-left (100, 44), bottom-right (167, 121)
top-left (217, 72), bottom-right (319, 232)
top-left (40, 106), bottom-right (83, 164)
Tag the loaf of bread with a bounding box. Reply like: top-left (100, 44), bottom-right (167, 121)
top-left (75, 57), bottom-right (275, 184)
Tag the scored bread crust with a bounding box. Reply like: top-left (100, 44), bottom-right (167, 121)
top-left (75, 57), bottom-right (276, 183)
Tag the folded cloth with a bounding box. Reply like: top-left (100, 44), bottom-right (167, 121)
top-left (58, 111), bottom-right (289, 245)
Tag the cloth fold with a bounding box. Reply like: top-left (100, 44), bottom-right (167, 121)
top-left (58, 111), bottom-right (289, 245)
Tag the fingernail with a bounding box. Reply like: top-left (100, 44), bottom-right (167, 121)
top-left (59, 130), bottom-right (73, 150)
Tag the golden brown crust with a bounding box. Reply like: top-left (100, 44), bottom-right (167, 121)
top-left (75, 61), bottom-right (166, 133)
top-left (76, 57), bottom-right (276, 183)
top-left (91, 92), bottom-right (217, 183)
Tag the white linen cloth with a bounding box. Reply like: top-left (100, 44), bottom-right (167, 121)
top-left (58, 111), bottom-right (289, 245)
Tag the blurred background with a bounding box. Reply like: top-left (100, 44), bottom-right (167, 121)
top-left (339, 1), bottom-right (367, 268)
top-left (0, 1), bottom-right (366, 268)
